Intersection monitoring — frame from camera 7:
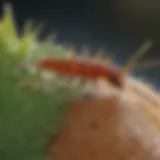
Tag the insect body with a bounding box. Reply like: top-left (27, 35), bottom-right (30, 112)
top-left (38, 58), bottom-right (124, 88)
top-left (37, 40), bottom-right (153, 89)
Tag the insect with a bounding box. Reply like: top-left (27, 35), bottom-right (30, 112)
top-left (37, 40), bottom-right (154, 89)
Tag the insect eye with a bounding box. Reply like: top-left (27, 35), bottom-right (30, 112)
top-left (108, 76), bottom-right (122, 88)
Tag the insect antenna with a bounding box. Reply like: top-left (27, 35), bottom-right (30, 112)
top-left (122, 40), bottom-right (153, 74)
top-left (135, 59), bottom-right (160, 70)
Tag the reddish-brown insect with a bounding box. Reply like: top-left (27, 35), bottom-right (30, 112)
top-left (37, 40), bottom-right (153, 89)
top-left (38, 58), bottom-right (123, 88)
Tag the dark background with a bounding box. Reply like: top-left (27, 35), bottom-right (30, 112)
top-left (0, 0), bottom-right (160, 83)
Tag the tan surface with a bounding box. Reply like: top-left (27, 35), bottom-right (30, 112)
top-left (48, 97), bottom-right (158, 160)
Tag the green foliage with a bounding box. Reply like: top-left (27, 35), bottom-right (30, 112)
top-left (0, 4), bottom-right (78, 160)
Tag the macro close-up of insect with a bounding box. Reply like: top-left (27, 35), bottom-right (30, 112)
top-left (1, 1), bottom-right (160, 160)
top-left (37, 40), bottom-right (156, 91)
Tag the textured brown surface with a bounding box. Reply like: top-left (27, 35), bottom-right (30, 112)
top-left (48, 97), bottom-right (157, 160)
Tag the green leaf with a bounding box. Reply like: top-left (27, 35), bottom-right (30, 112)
top-left (0, 3), bottom-right (79, 160)
top-left (0, 4), bottom-right (19, 52)
top-left (17, 22), bottom-right (39, 60)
